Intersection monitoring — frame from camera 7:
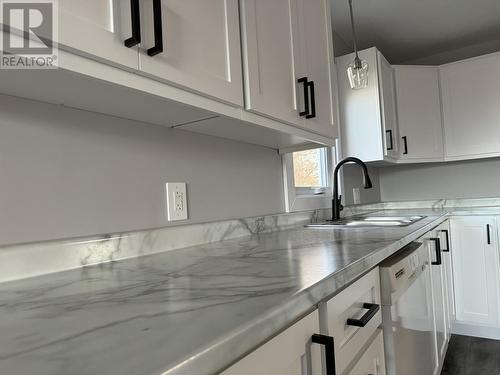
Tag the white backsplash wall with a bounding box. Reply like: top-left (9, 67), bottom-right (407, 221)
top-left (379, 158), bottom-right (500, 202)
top-left (342, 164), bottom-right (381, 205)
top-left (0, 95), bottom-right (284, 246)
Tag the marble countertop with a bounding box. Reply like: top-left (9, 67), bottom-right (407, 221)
top-left (0, 208), bottom-right (464, 375)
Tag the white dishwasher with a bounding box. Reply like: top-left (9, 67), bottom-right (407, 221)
top-left (380, 242), bottom-right (437, 375)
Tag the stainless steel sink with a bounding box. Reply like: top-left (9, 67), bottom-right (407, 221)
top-left (306, 215), bottom-right (426, 228)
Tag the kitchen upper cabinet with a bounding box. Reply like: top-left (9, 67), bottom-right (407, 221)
top-left (240, 0), bottom-right (337, 138)
top-left (450, 216), bottom-right (500, 326)
top-left (394, 66), bottom-right (444, 162)
top-left (53, 0), bottom-right (140, 69)
top-left (440, 51), bottom-right (500, 161)
top-left (240, 0), bottom-right (303, 127)
top-left (221, 310), bottom-right (324, 375)
top-left (296, 0), bottom-right (336, 136)
top-left (337, 47), bottom-right (398, 162)
top-left (139, 0), bottom-right (243, 106)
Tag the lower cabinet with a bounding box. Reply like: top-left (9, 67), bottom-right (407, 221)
top-left (221, 310), bottom-right (324, 375)
top-left (426, 227), bottom-right (450, 374)
top-left (323, 267), bottom-right (382, 374)
top-left (223, 216), bottom-right (500, 375)
top-left (450, 216), bottom-right (500, 335)
top-left (347, 330), bottom-right (385, 375)
top-left (223, 268), bottom-right (383, 375)
top-left (437, 220), bottom-right (454, 339)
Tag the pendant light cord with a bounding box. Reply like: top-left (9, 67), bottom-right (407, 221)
top-left (348, 0), bottom-right (362, 68)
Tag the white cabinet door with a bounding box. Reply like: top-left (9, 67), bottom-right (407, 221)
top-left (240, 0), bottom-right (336, 137)
top-left (441, 52), bottom-right (500, 160)
top-left (427, 231), bottom-right (448, 373)
top-left (324, 267), bottom-right (382, 374)
top-left (450, 217), bottom-right (500, 325)
top-left (139, 0), bottom-right (243, 106)
top-left (377, 52), bottom-right (398, 159)
top-left (296, 0), bottom-right (336, 138)
top-left (240, 0), bottom-right (305, 127)
top-left (394, 66), bottom-right (444, 161)
top-left (437, 221), bottom-right (454, 340)
top-left (221, 310), bottom-right (324, 375)
top-left (240, 0), bottom-right (302, 125)
top-left (1, 0), bottom-right (139, 69)
top-left (346, 330), bottom-right (386, 375)
top-left (59, 0), bottom-right (139, 69)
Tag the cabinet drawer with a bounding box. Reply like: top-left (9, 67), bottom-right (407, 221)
top-left (346, 330), bottom-right (385, 375)
top-left (221, 310), bottom-right (322, 375)
top-left (325, 267), bottom-right (382, 374)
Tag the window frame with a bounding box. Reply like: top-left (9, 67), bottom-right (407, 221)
top-left (282, 146), bottom-right (337, 212)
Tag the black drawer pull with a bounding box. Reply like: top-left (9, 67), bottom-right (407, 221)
top-left (487, 224), bottom-right (491, 244)
top-left (386, 129), bottom-right (393, 150)
top-left (125, 0), bottom-right (141, 48)
top-left (298, 77), bottom-right (310, 117)
top-left (147, 0), bottom-right (164, 56)
top-left (312, 334), bottom-right (336, 375)
top-left (402, 136), bottom-right (408, 155)
top-left (440, 229), bottom-right (450, 252)
top-left (346, 303), bottom-right (380, 327)
top-left (430, 237), bottom-right (442, 265)
top-left (306, 80), bottom-right (316, 119)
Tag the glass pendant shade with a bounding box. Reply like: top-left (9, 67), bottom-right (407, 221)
top-left (347, 58), bottom-right (369, 89)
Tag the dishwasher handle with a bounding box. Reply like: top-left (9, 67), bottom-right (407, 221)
top-left (346, 303), bottom-right (380, 327)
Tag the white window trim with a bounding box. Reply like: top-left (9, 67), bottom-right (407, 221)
top-left (282, 146), bottom-right (337, 212)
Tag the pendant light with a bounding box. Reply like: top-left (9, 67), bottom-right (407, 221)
top-left (346, 0), bottom-right (368, 89)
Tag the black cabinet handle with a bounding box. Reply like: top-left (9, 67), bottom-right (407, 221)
top-left (147, 0), bottom-right (163, 56)
top-left (306, 81), bottom-right (316, 119)
top-left (440, 229), bottom-right (450, 252)
top-left (402, 136), bottom-right (408, 155)
top-left (430, 237), bottom-right (442, 265)
top-left (298, 77), bottom-right (310, 117)
top-left (124, 0), bottom-right (141, 48)
top-left (312, 334), bottom-right (336, 375)
top-left (386, 129), bottom-right (394, 150)
top-left (346, 303), bottom-right (380, 327)
top-left (487, 224), bottom-right (491, 244)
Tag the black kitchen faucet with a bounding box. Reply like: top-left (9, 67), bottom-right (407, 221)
top-left (332, 157), bottom-right (372, 221)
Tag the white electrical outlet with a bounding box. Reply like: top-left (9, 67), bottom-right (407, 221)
top-left (353, 188), bottom-right (361, 205)
top-left (166, 183), bottom-right (188, 221)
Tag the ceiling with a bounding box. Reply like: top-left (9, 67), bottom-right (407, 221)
top-left (331, 0), bottom-right (500, 64)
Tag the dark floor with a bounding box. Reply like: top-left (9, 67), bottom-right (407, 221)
top-left (441, 334), bottom-right (500, 375)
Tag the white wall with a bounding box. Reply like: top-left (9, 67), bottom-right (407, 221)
top-left (379, 158), bottom-right (500, 202)
top-left (0, 95), bottom-right (284, 246)
top-left (342, 164), bottom-right (381, 205)
top-left (333, 31), bottom-right (353, 57)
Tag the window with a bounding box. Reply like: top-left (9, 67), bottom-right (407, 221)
top-left (283, 146), bottom-right (336, 212)
top-left (292, 148), bottom-right (330, 194)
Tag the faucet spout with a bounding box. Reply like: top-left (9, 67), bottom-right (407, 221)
top-left (332, 157), bottom-right (372, 221)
